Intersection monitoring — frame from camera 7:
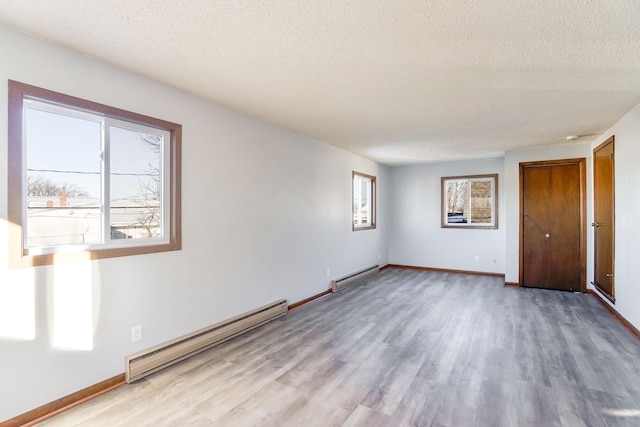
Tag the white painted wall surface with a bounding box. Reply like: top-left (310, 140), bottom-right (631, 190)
top-left (590, 103), bottom-right (640, 331)
top-left (388, 159), bottom-right (505, 274)
top-left (2, 21), bottom-right (639, 422)
top-left (0, 25), bottom-right (389, 421)
top-left (503, 143), bottom-right (593, 286)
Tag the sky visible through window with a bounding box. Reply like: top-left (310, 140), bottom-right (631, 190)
top-left (26, 108), bottom-right (101, 197)
top-left (25, 103), bottom-right (163, 246)
top-left (26, 107), bottom-right (160, 201)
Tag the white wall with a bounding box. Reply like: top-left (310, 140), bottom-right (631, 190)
top-left (389, 159), bottom-right (505, 274)
top-left (0, 25), bottom-right (389, 421)
top-left (2, 21), bottom-right (639, 422)
top-left (590, 103), bottom-right (640, 331)
top-left (503, 142), bottom-right (593, 286)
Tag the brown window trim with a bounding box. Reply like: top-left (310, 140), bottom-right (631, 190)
top-left (441, 173), bottom-right (498, 229)
top-left (8, 80), bottom-right (182, 267)
top-left (352, 171), bottom-right (376, 231)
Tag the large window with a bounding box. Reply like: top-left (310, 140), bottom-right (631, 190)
top-left (8, 81), bottom-right (181, 267)
top-left (352, 171), bottom-right (376, 230)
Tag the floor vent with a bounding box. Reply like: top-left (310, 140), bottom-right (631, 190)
top-left (125, 299), bottom-right (287, 383)
top-left (331, 265), bottom-right (380, 292)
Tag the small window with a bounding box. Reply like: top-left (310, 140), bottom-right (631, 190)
top-left (8, 81), bottom-right (181, 267)
top-left (352, 171), bottom-right (376, 231)
top-left (441, 174), bottom-right (498, 229)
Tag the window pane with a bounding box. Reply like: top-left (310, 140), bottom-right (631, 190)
top-left (353, 177), bottom-right (360, 224)
top-left (360, 178), bottom-right (370, 224)
top-left (109, 126), bottom-right (162, 240)
top-left (442, 174), bottom-right (497, 229)
top-left (446, 180), bottom-right (469, 224)
top-left (25, 107), bottom-right (101, 247)
top-left (353, 172), bottom-right (375, 229)
top-left (470, 180), bottom-right (492, 223)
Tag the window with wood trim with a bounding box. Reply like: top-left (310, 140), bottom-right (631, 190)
top-left (352, 171), bottom-right (376, 230)
top-left (441, 174), bottom-right (497, 229)
top-left (8, 80), bottom-right (181, 267)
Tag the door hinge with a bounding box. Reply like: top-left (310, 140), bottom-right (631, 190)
top-left (610, 152), bottom-right (614, 162)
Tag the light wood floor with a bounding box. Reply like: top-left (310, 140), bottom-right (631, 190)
top-left (38, 268), bottom-right (640, 426)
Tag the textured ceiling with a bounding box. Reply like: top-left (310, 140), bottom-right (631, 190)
top-left (1, 1), bottom-right (639, 165)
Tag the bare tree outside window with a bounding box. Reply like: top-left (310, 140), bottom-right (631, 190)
top-left (109, 126), bottom-right (164, 240)
top-left (27, 175), bottom-right (89, 197)
top-left (446, 180), bottom-right (468, 218)
top-left (136, 134), bottom-right (162, 238)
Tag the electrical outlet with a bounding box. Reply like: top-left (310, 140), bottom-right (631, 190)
top-left (475, 255), bottom-right (480, 262)
top-left (377, 253), bottom-right (381, 260)
top-left (131, 325), bottom-right (143, 343)
top-left (326, 268), bottom-right (331, 277)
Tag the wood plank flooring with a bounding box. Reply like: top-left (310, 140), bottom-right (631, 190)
top-left (38, 268), bottom-right (640, 426)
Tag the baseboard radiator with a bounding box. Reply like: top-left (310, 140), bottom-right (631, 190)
top-left (125, 299), bottom-right (287, 383)
top-left (331, 265), bottom-right (380, 293)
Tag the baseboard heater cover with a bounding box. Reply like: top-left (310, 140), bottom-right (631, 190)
top-left (125, 299), bottom-right (287, 383)
top-left (331, 265), bottom-right (380, 293)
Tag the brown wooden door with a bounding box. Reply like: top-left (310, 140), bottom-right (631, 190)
top-left (593, 137), bottom-right (615, 301)
top-left (520, 159), bottom-right (586, 291)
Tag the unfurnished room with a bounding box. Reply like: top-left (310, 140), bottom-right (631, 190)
top-left (1, 2), bottom-right (640, 426)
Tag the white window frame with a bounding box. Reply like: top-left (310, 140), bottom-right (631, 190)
top-left (8, 80), bottom-right (182, 267)
top-left (352, 171), bottom-right (376, 231)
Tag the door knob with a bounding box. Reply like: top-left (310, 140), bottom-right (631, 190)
top-left (592, 222), bottom-right (600, 227)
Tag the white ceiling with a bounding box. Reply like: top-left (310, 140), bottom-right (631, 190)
top-left (1, 1), bottom-right (639, 165)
